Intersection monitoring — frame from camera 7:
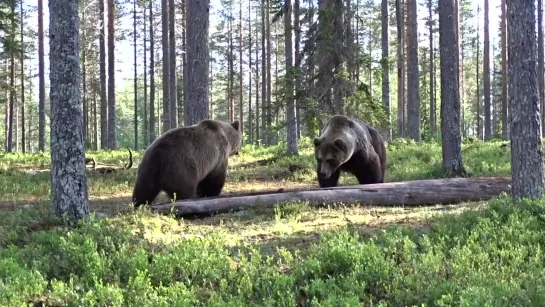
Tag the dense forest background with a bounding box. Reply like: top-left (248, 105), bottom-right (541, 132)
top-left (0, 0), bottom-right (512, 154)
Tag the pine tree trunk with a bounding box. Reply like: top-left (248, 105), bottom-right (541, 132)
top-left (107, 0), bottom-right (117, 148)
top-left (161, 0), bottom-right (170, 132)
top-left (539, 0), bottom-right (544, 137)
top-left (294, 0), bottom-right (301, 139)
top-left (20, 2), bottom-right (25, 153)
top-left (501, 0), bottom-right (508, 139)
top-left (285, 0), bottom-right (298, 154)
top-left (439, 0), bottom-right (464, 176)
top-left (149, 0), bottom-right (156, 142)
top-left (7, 0), bottom-right (15, 152)
top-left (239, 0), bottom-right (244, 134)
top-left (406, 0), bottom-right (420, 141)
top-left (99, 0), bottom-right (108, 149)
top-left (255, 3), bottom-right (260, 143)
top-left (133, 0), bottom-right (138, 150)
top-left (381, 0), bottom-right (391, 141)
top-left (82, 9), bottom-right (88, 149)
top-left (168, 0), bottom-right (177, 128)
top-left (483, 0), bottom-right (491, 141)
top-left (507, 0), bottom-right (545, 199)
top-left (266, 0), bottom-right (272, 143)
top-left (49, 0), bottom-right (89, 221)
top-left (38, 0), bottom-right (45, 151)
top-left (428, 0), bottom-right (436, 138)
top-left (185, 0), bottom-right (210, 125)
top-left (182, 0), bottom-right (188, 124)
top-left (248, 0), bottom-right (253, 143)
top-left (143, 5), bottom-right (148, 146)
top-left (261, 0), bottom-right (267, 144)
top-left (395, 0), bottom-right (405, 138)
top-left (475, 6), bottom-right (482, 139)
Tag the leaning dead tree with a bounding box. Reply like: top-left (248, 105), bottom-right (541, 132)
top-left (149, 177), bottom-right (512, 217)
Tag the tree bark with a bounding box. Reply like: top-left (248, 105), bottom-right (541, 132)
top-left (107, 0), bottom-right (117, 148)
top-left (381, 0), bottom-right (391, 141)
top-left (133, 0), bottom-right (138, 150)
top-left (439, 0), bottom-right (465, 176)
top-left (261, 0), bottom-right (267, 143)
top-left (150, 177), bottom-right (512, 217)
top-left (395, 0), bottom-right (405, 137)
top-left (501, 0), bottom-right (508, 139)
top-left (20, 1), bottom-right (25, 153)
top-left (99, 0), bottom-right (108, 149)
top-left (38, 0), bottom-right (45, 151)
top-left (143, 5), bottom-right (148, 146)
top-left (541, 0), bottom-right (545, 137)
top-left (49, 0), bottom-right (89, 221)
top-left (483, 0), bottom-right (491, 140)
top-left (161, 0), bottom-right (170, 132)
top-left (507, 0), bottom-right (545, 199)
top-left (149, 0), bottom-right (156, 142)
top-left (406, 0), bottom-right (420, 141)
top-left (239, 0), bottom-right (244, 134)
top-left (168, 0), bottom-right (177, 128)
top-left (475, 4), bottom-right (481, 139)
top-left (185, 0), bottom-right (210, 125)
top-left (285, 0), bottom-right (298, 154)
top-left (428, 0), bottom-right (436, 138)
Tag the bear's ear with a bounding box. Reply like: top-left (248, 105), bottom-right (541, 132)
top-left (334, 138), bottom-right (347, 152)
top-left (313, 137), bottom-right (323, 147)
top-left (231, 121), bottom-right (240, 131)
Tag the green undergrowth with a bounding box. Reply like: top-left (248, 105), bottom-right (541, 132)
top-left (2, 197), bottom-right (545, 306)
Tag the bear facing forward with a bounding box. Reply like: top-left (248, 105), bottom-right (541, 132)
top-left (313, 115), bottom-right (386, 187)
top-left (132, 119), bottom-right (242, 207)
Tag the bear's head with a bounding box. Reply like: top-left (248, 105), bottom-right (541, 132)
top-left (226, 120), bottom-right (243, 156)
top-left (313, 136), bottom-right (350, 179)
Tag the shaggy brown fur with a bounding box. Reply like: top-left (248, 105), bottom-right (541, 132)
top-left (313, 115), bottom-right (386, 187)
top-left (132, 119), bottom-right (242, 207)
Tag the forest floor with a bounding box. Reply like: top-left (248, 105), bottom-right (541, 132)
top-left (3, 138), bottom-right (541, 306)
top-left (0, 138), bottom-right (507, 252)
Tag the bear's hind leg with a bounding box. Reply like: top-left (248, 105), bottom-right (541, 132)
top-left (197, 166), bottom-right (227, 198)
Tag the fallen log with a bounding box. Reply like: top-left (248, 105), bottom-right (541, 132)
top-left (150, 177), bottom-right (512, 217)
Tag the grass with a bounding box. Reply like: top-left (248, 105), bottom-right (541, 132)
top-left (2, 137), bottom-right (542, 306)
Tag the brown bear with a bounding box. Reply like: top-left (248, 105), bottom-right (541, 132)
top-left (131, 119), bottom-right (242, 207)
top-left (313, 115), bottom-right (386, 187)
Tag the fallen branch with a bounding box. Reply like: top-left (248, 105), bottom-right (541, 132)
top-left (150, 177), bottom-right (512, 217)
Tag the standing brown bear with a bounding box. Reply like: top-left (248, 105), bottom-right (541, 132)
top-left (313, 115), bottom-right (386, 187)
top-left (132, 119), bottom-right (242, 207)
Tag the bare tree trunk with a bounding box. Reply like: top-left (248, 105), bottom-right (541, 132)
top-left (168, 0), bottom-right (177, 128)
top-left (38, 0), bottom-right (45, 151)
top-left (149, 0), bottom-right (156, 142)
top-left (507, 0), bottom-right (545, 199)
top-left (107, 0), bottom-right (117, 148)
top-left (161, 0), bottom-right (170, 132)
top-left (261, 0), bottom-right (267, 144)
top-left (285, 0), bottom-right (298, 154)
top-left (395, 0), bottom-right (405, 137)
top-left (239, 0), bottom-right (244, 134)
top-left (476, 4), bottom-right (481, 139)
top-left (539, 0), bottom-right (544, 137)
top-left (82, 9), bottom-right (88, 149)
top-left (381, 0), bottom-right (391, 141)
top-left (294, 0), bottom-right (301, 139)
top-left (248, 0), bottom-right (253, 143)
top-left (406, 0), bottom-right (420, 141)
top-left (266, 0), bottom-right (272, 142)
top-left (182, 0), bottom-right (188, 125)
top-left (99, 0), bottom-right (108, 149)
top-left (7, 0), bottom-right (15, 152)
top-left (255, 3), bottom-right (260, 143)
top-left (185, 0), bottom-right (210, 125)
top-left (439, 0), bottom-right (465, 176)
top-left (133, 0), bottom-right (138, 150)
top-left (49, 0), bottom-right (89, 221)
top-left (483, 0), bottom-right (491, 140)
top-left (428, 0), bottom-right (436, 138)
top-left (501, 0), bottom-right (508, 139)
top-left (20, 2), bottom-right (25, 153)
top-left (143, 5), bottom-right (148, 146)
